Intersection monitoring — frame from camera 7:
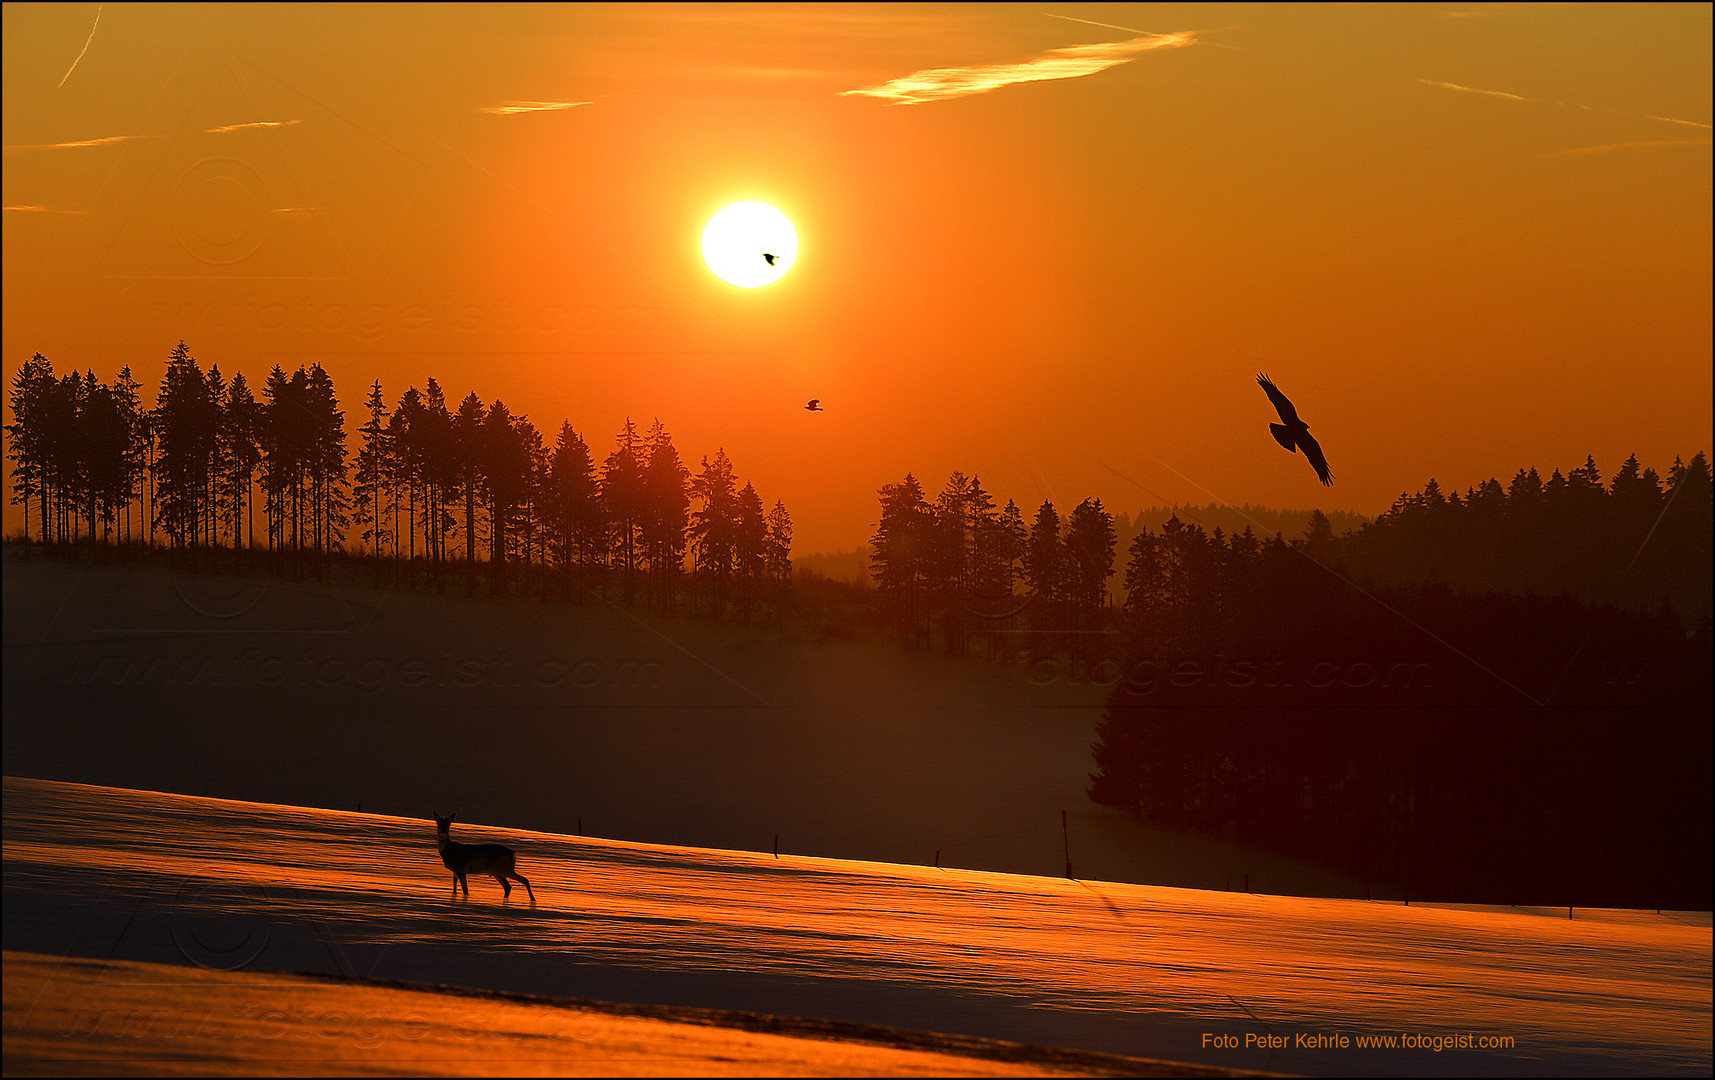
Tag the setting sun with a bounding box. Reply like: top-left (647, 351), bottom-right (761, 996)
top-left (702, 201), bottom-right (797, 288)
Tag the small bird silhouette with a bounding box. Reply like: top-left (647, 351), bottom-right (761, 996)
top-left (1256, 373), bottom-right (1333, 485)
top-left (804, 399), bottom-right (822, 412)
top-left (762, 252), bottom-right (779, 266)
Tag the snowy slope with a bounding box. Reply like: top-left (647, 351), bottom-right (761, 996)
top-left (5, 951), bottom-right (1178, 1077)
top-left (4, 777), bottom-right (1709, 1077)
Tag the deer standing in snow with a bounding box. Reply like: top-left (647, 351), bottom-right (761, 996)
top-left (431, 812), bottom-right (536, 902)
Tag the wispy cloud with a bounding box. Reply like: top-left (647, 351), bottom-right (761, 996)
top-left (3, 134), bottom-right (140, 152)
top-left (1643, 113), bottom-right (1713, 131)
top-left (477, 100), bottom-right (592, 116)
top-left (1420, 78), bottom-right (1711, 130)
top-left (1545, 139), bottom-right (1711, 158)
top-left (4, 205), bottom-right (89, 214)
top-left (57, 3), bottom-right (101, 89)
top-left (269, 206), bottom-right (321, 213)
top-left (1420, 78), bottom-right (1538, 105)
top-left (206, 119), bottom-right (301, 134)
top-left (841, 31), bottom-right (1197, 105)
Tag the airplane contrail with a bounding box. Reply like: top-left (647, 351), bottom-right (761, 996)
top-left (1421, 78), bottom-right (1710, 131)
top-left (57, 4), bottom-right (102, 89)
top-left (1042, 11), bottom-right (1151, 36)
top-left (1544, 139), bottom-right (1710, 158)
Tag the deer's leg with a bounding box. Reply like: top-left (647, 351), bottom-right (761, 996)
top-left (494, 873), bottom-right (511, 899)
top-left (510, 872), bottom-right (536, 903)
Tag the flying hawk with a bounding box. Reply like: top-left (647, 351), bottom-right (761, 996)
top-left (804, 399), bottom-right (822, 411)
top-left (1256, 373), bottom-right (1333, 485)
top-left (762, 252), bottom-right (779, 266)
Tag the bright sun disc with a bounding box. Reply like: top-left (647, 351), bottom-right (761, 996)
top-left (703, 201), bottom-right (796, 288)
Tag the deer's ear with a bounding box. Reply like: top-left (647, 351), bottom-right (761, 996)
top-left (450, 813), bottom-right (456, 823)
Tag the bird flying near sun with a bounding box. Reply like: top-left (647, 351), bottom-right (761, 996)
top-left (703, 202), bottom-right (796, 288)
top-left (1256, 373), bottom-right (1334, 485)
top-left (805, 399), bottom-right (822, 412)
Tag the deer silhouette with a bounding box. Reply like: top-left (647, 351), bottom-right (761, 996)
top-left (432, 812), bottom-right (536, 902)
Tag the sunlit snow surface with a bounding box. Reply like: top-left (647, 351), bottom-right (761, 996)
top-left (5, 952), bottom-right (1118, 1077)
top-left (4, 777), bottom-right (1708, 1076)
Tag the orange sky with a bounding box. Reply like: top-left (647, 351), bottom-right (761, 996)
top-left (4, 3), bottom-right (1710, 551)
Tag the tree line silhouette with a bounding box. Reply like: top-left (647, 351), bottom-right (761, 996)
top-left (869, 472), bottom-right (1119, 655)
top-left (6, 345), bottom-right (792, 622)
top-left (859, 459), bottom-right (1710, 909)
top-left (1083, 462), bottom-right (1711, 911)
top-left (863, 453), bottom-right (1712, 655)
top-left (1335, 457), bottom-right (1713, 627)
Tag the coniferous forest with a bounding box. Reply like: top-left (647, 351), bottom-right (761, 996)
top-left (6, 345), bottom-right (792, 621)
top-left (1084, 471), bottom-right (1713, 911)
top-left (863, 460), bottom-right (1711, 910)
top-left (7, 346), bottom-right (1712, 909)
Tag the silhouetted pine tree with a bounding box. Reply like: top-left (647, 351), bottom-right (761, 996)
top-left (80, 371), bottom-right (131, 547)
top-left (221, 372), bottom-right (261, 568)
top-left (353, 380), bottom-right (393, 582)
top-left (202, 364), bottom-right (228, 551)
top-left (926, 474), bottom-right (969, 651)
top-left (1063, 497), bottom-right (1116, 641)
top-left (479, 399), bottom-right (530, 596)
top-left (258, 365), bottom-right (298, 563)
top-left (387, 386), bottom-right (424, 577)
top-left (514, 415), bottom-right (546, 595)
top-left (641, 420), bottom-right (690, 612)
top-left (49, 370), bottom-right (85, 543)
top-left (765, 498), bottom-right (793, 626)
top-left (997, 499), bottom-right (1028, 594)
top-left (690, 447), bottom-right (739, 614)
top-left (871, 474), bottom-right (932, 646)
top-left (6, 355), bottom-right (53, 548)
top-left (304, 364), bottom-right (349, 570)
top-left (110, 365), bottom-right (147, 547)
top-left (153, 342), bottom-right (218, 559)
top-left (1025, 500), bottom-right (1065, 637)
top-left (420, 379), bottom-right (457, 585)
top-left (545, 420), bottom-right (600, 601)
top-left (733, 480), bottom-right (767, 625)
top-left (602, 418), bottom-right (645, 603)
top-left (453, 391), bottom-right (485, 594)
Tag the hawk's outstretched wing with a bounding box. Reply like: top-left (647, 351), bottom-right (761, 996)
top-left (1299, 430), bottom-right (1334, 486)
top-left (1256, 372), bottom-right (1299, 425)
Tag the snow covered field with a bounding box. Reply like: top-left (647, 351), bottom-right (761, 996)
top-left (4, 778), bottom-right (1708, 1077)
top-left (5, 952), bottom-right (1179, 1077)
